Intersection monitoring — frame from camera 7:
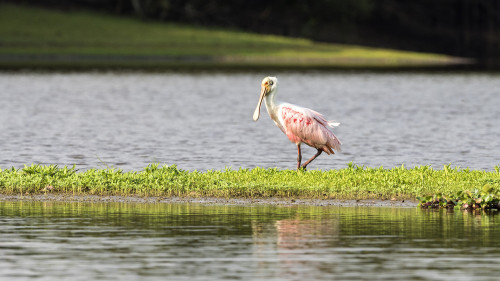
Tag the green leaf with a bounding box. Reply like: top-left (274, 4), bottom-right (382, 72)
top-left (483, 194), bottom-right (493, 203)
top-left (483, 184), bottom-right (494, 194)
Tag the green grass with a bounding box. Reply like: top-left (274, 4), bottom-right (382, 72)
top-left (1, 163), bottom-right (500, 200)
top-left (0, 3), bottom-right (466, 69)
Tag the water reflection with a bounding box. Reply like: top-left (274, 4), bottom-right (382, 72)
top-left (1, 201), bottom-right (500, 280)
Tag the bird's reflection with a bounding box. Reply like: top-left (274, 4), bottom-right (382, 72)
top-left (251, 213), bottom-right (340, 277)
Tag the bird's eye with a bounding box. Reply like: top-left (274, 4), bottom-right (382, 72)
top-left (269, 81), bottom-right (274, 85)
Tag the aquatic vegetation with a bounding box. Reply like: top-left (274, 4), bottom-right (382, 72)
top-left (1, 163), bottom-right (499, 200)
top-left (418, 183), bottom-right (500, 211)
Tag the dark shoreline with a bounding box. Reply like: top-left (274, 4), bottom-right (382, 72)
top-left (0, 53), bottom-right (480, 72)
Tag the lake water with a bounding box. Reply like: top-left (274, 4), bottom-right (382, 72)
top-left (1, 201), bottom-right (500, 281)
top-left (0, 71), bottom-right (499, 171)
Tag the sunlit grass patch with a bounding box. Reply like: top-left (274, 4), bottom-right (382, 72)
top-left (1, 163), bottom-right (499, 200)
top-left (0, 3), bottom-right (464, 69)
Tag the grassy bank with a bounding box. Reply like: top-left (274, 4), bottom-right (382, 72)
top-left (1, 164), bottom-right (499, 200)
top-left (0, 3), bottom-right (467, 70)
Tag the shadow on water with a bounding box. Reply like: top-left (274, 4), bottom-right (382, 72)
top-left (1, 201), bottom-right (500, 280)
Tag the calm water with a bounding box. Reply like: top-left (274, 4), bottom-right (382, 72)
top-left (1, 201), bottom-right (500, 280)
top-left (0, 71), bottom-right (499, 171)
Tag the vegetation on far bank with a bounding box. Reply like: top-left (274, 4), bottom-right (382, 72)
top-left (1, 163), bottom-right (499, 200)
top-left (0, 3), bottom-right (466, 69)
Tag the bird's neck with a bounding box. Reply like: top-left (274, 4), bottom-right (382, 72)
top-left (264, 90), bottom-right (279, 120)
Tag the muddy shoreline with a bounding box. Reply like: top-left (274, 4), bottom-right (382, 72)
top-left (0, 193), bottom-right (417, 207)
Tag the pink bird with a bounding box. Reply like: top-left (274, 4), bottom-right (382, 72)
top-left (253, 76), bottom-right (341, 170)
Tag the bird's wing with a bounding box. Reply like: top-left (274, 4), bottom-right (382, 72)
top-left (308, 108), bottom-right (340, 128)
top-left (278, 103), bottom-right (341, 152)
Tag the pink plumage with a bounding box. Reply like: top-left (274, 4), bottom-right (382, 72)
top-left (279, 104), bottom-right (341, 154)
top-left (253, 76), bottom-right (342, 170)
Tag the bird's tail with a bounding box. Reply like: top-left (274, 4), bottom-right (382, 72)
top-left (326, 121), bottom-right (341, 153)
top-left (327, 121), bottom-right (340, 128)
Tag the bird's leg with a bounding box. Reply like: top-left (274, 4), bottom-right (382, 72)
top-left (296, 143), bottom-right (302, 171)
top-left (301, 149), bottom-right (323, 170)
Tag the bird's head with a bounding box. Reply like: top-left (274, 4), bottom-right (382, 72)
top-left (253, 76), bottom-right (278, 121)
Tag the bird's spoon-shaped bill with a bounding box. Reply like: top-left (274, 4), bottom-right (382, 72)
top-left (253, 84), bottom-right (268, 121)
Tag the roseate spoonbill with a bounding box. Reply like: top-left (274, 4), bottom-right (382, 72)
top-left (253, 76), bottom-right (341, 170)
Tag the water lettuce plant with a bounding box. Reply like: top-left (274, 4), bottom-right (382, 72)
top-left (417, 184), bottom-right (500, 210)
top-left (1, 163), bottom-right (500, 200)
